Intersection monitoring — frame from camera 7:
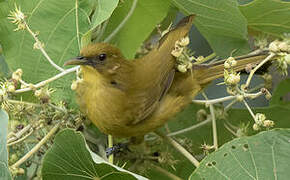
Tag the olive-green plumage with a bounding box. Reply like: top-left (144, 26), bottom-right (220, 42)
top-left (65, 15), bottom-right (266, 138)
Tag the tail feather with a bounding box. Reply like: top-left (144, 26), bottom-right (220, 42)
top-left (194, 53), bottom-right (268, 85)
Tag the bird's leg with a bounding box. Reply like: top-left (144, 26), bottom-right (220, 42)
top-left (105, 142), bottom-right (130, 156)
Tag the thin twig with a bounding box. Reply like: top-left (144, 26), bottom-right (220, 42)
top-left (10, 123), bottom-right (60, 169)
top-left (7, 130), bottom-right (33, 146)
top-left (48, 103), bottom-right (67, 113)
top-left (209, 104), bottom-right (218, 150)
top-left (224, 99), bottom-right (238, 112)
top-left (192, 92), bottom-right (263, 105)
top-left (151, 164), bottom-right (182, 180)
top-left (108, 135), bottom-right (114, 164)
top-left (7, 99), bottom-right (42, 107)
top-left (223, 122), bottom-right (238, 137)
top-left (104, 0), bottom-right (138, 42)
top-left (15, 66), bottom-right (79, 93)
top-left (243, 99), bottom-right (255, 119)
top-left (75, 0), bottom-right (81, 51)
top-left (167, 118), bottom-right (211, 137)
top-left (244, 52), bottom-right (275, 88)
top-left (24, 22), bottom-right (64, 72)
top-left (155, 130), bottom-right (200, 168)
top-left (193, 96), bottom-right (236, 105)
top-left (194, 52), bottom-right (216, 64)
top-left (7, 125), bottom-right (32, 143)
top-left (19, 79), bottom-right (29, 87)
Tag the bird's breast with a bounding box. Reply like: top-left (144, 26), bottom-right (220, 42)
top-left (75, 66), bottom-right (135, 136)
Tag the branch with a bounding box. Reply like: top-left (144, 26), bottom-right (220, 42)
top-left (24, 22), bottom-right (65, 72)
top-left (244, 52), bottom-right (275, 89)
top-left (10, 123), bottom-right (60, 169)
top-left (151, 164), bottom-right (182, 180)
top-left (192, 92), bottom-right (263, 105)
top-left (15, 66), bottom-right (79, 93)
top-left (209, 104), bottom-right (218, 150)
top-left (155, 130), bottom-right (200, 168)
top-left (167, 118), bottom-right (211, 137)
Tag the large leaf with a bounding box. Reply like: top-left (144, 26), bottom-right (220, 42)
top-left (155, 100), bottom-right (290, 178)
top-left (42, 129), bottom-right (147, 180)
top-left (0, 0), bottom-right (91, 102)
top-left (102, 0), bottom-right (171, 58)
top-left (270, 78), bottom-right (290, 107)
top-left (90, 0), bottom-right (119, 29)
top-left (0, 55), bottom-right (10, 78)
top-left (239, 0), bottom-right (290, 37)
top-left (0, 109), bottom-right (12, 180)
top-left (170, 0), bottom-right (250, 57)
top-left (190, 129), bottom-right (290, 179)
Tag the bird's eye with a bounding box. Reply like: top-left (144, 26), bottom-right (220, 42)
top-left (98, 53), bottom-right (107, 61)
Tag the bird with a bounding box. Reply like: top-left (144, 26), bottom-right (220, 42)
top-left (64, 15), bottom-right (267, 141)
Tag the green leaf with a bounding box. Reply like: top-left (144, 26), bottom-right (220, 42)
top-left (170, 0), bottom-right (250, 57)
top-left (239, 0), bottom-right (290, 37)
top-left (42, 129), bottom-right (147, 180)
top-left (0, 55), bottom-right (10, 78)
top-left (91, 0), bottom-right (119, 29)
top-left (270, 79), bottom-right (290, 107)
top-left (102, 0), bottom-right (171, 58)
top-left (160, 99), bottom-right (290, 179)
top-left (0, 109), bottom-right (12, 180)
top-left (190, 129), bottom-right (290, 180)
top-left (0, 0), bottom-right (91, 103)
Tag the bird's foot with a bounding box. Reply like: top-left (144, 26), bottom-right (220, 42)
top-left (106, 143), bottom-right (130, 156)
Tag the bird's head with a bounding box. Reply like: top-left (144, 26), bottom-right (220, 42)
top-left (64, 43), bottom-right (125, 74)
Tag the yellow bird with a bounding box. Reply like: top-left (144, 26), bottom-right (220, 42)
top-left (65, 15), bottom-right (266, 139)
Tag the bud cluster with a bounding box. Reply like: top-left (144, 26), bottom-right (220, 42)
top-left (171, 36), bottom-right (193, 73)
top-left (223, 57), bottom-right (241, 95)
top-left (34, 87), bottom-right (55, 103)
top-left (252, 113), bottom-right (274, 131)
top-left (269, 39), bottom-right (290, 76)
top-left (224, 57), bottom-right (240, 86)
top-left (8, 5), bottom-right (27, 31)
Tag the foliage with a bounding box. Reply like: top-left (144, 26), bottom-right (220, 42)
top-left (0, 109), bottom-right (12, 179)
top-left (0, 0), bottom-right (289, 179)
top-left (191, 129), bottom-right (290, 179)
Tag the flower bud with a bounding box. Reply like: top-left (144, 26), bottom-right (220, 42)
top-left (177, 64), bottom-right (187, 73)
top-left (253, 123), bottom-right (260, 131)
top-left (236, 95), bottom-right (244, 101)
top-left (285, 54), bottom-right (290, 65)
top-left (12, 68), bottom-right (23, 81)
top-left (263, 120), bottom-right (274, 128)
top-left (196, 56), bottom-right (204, 62)
top-left (196, 109), bottom-right (207, 121)
top-left (0, 89), bottom-right (5, 96)
top-left (225, 73), bottom-right (240, 85)
top-left (269, 41), bottom-right (279, 52)
top-left (34, 89), bottom-right (41, 97)
top-left (7, 85), bottom-right (15, 92)
top-left (255, 113), bottom-right (266, 125)
top-left (33, 41), bottom-right (44, 49)
top-left (278, 42), bottom-right (289, 52)
top-left (224, 62), bottom-right (231, 69)
top-left (178, 36), bottom-right (190, 46)
top-left (226, 57), bottom-right (237, 67)
top-left (71, 80), bottom-right (78, 90)
top-left (171, 46), bottom-right (183, 57)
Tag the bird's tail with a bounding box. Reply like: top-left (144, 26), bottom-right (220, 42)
top-left (194, 52), bottom-right (269, 85)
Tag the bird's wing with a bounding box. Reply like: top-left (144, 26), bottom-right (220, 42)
top-left (127, 15), bottom-right (195, 125)
top-left (128, 69), bottom-right (175, 125)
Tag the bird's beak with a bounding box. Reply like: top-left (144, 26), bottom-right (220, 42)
top-left (64, 56), bottom-right (87, 66)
